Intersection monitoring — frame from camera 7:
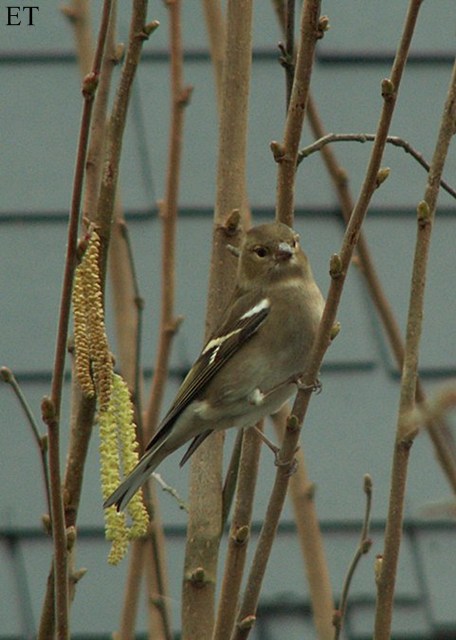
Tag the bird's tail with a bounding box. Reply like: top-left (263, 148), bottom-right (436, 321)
top-left (103, 445), bottom-right (165, 512)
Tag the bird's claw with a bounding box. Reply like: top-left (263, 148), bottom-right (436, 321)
top-left (253, 427), bottom-right (298, 476)
top-left (274, 448), bottom-right (299, 476)
top-left (296, 376), bottom-right (322, 395)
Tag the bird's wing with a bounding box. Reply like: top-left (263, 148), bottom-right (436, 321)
top-left (145, 293), bottom-right (270, 452)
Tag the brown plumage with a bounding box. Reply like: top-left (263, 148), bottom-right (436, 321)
top-left (104, 222), bottom-right (324, 511)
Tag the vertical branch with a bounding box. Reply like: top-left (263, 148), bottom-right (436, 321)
top-left (61, 0), bottom-right (94, 76)
top-left (41, 4), bottom-right (112, 639)
top-left (144, 0), bottom-right (193, 437)
top-left (274, 0), bottom-right (322, 226)
top-left (373, 57), bottom-right (456, 640)
top-left (210, 0), bottom-right (253, 239)
top-left (117, 539), bottom-right (147, 640)
top-left (40, 4), bottom-right (155, 638)
top-left (271, 407), bottom-right (334, 640)
top-left (41, 397), bottom-right (68, 640)
top-left (96, 0), bottom-right (153, 275)
top-left (232, 2), bottom-right (422, 638)
top-left (203, 6), bottom-right (262, 639)
top-left (228, 3), bottom-right (323, 639)
top-left (136, 2), bottom-right (192, 637)
top-left (284, 0), bottom-right (296, 107)
top-left (277, 0), bottom-right (296, 110)
top-left (86, 3), bottom-right (171, 638)
top-left (273, 4), bottom-right (335, 637)
top-left (213, 429), bottom-right (263, 640)
top-left (49, 0), bottom-right (111, 435)
top-left (83, 9), bottom-right (121, 224)
top-left (1, 368), bottom-right (51, 515)
top-left (305, 96), bottom-right (456, 493)
top-left (201, 0), bottom-right (226, 107)
top-left (334, 475), bottom-right (373, 638)
top-left (181, 1), bottom-right (254, 638)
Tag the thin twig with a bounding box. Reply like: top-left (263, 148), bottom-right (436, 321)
top-left (114, 218), bottom-right (145, 424)
top-left (213, 428), bottom-right (263, 640)
top-left (1, 367), bottom-right (51, 515)
top-left (233, 2), bottom-right (421, 638)
top-left (334, 475), bottom-right (373, 639)
top-left (87, 3), bottom-right (172, 638)
top-left (274, 0), bottom-right (322, 228)
top-left (273, 4), bottom-right (335, 637)
top-left (144, 0), bottom-right (191, 441)
top-left (95, 1), bottom-right (156, 274)
top-left (49, 0), bottom-right (110, 451)
top-left (305, 96), bottom-right (456, 494)
top-left (297, 132), bottom-right (456, 200)
top-left (221, 429), bottom-right (244, 527)
top-left (134, 4), bottom-right (190, 636)
top-left (111, 213), bottom-right (167, 638)
top-left (271, 405), bottom-right (334, 640)
top-left (145, 524), bottom-right (173, 640)
top-left (82, 3), bottom-right (120, 224)
top-left (44, 4), bottom-right (112, 638)
top-left (117, 539), bottom-right (147, 640)
top-left (152, 472), bottom-right (189, 511)
top-left (277, 0), bottom-right (296, 111)
top-left (38, 3), bottom-right (113, 637)
top-left (374, 53), bottom-right (456, 640)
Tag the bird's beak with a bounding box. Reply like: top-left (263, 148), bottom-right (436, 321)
top-left (275, 242), bottom-right (293, 262)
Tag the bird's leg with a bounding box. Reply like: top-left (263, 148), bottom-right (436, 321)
top-left (248, 376), bottom-right (322, 407)
top-left (247, 377), bottom-right (296, 407)
top-left (252, 426), bottom-right (299, 474)
top-left (253, 425), bottom-right (280, 454)
top-left (295, 375), bottom-right (322, 394)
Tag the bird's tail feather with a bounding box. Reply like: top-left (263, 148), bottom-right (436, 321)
top-left (103, 445), bottom-right (164, 511)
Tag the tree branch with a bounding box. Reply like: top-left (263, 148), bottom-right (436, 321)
top-left (272, 5), bottom-right (335, 637)
top-left (95, 1), bottom-right (155, 274)
top-left (274, 0), bottom-right (322, 227)
top-left (271, 405), bottom-right (335, 640)
top-left (334, 475), bottom-right (373, 639)
top-left (374, 52), bottom-right (456, 640)
top-left (305, 94), bottom-right (456, 495)
top-left (42, 4), bottom-right (112, 637)
top-left (297, 132), bottom-right (456, 200)
top-left (182, 1), bottom-right (254, 637)
top-left (213, 428), bottom-right (263, 640)
top-left (134, 3), bottom-right (192, 637)
top-left (233, 2), bottom-right (422, 637)
top-left (1, 367), bottom-right (51, 515)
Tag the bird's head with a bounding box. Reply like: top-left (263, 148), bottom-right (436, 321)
top-left (237, 222), bottom-right (308, 288)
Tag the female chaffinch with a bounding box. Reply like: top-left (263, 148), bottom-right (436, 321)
top-left (104, 222), bottom-right (324, 510)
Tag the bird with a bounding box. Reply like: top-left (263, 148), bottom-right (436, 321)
top-left (104, 222), bottom-right (325, 511)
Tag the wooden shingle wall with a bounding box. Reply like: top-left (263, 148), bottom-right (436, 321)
top-left (1, 2), bottom-right (455, 638)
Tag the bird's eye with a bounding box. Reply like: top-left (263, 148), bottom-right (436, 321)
top-left (254, 246), bottom-right (268, 258)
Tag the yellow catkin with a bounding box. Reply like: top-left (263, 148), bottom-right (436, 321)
top-left (72, 259), bottom-right (95, 397)
top-left (111, 374), bottom-right (148, 536)
top-left (106, 508), bottom-right (129, 565)
top-left (99, 407), bottom-right (130, 564)
top-left (99, 374), bottom-right (148, 564)
top-left (82, 232), bottom-right (113, 410)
